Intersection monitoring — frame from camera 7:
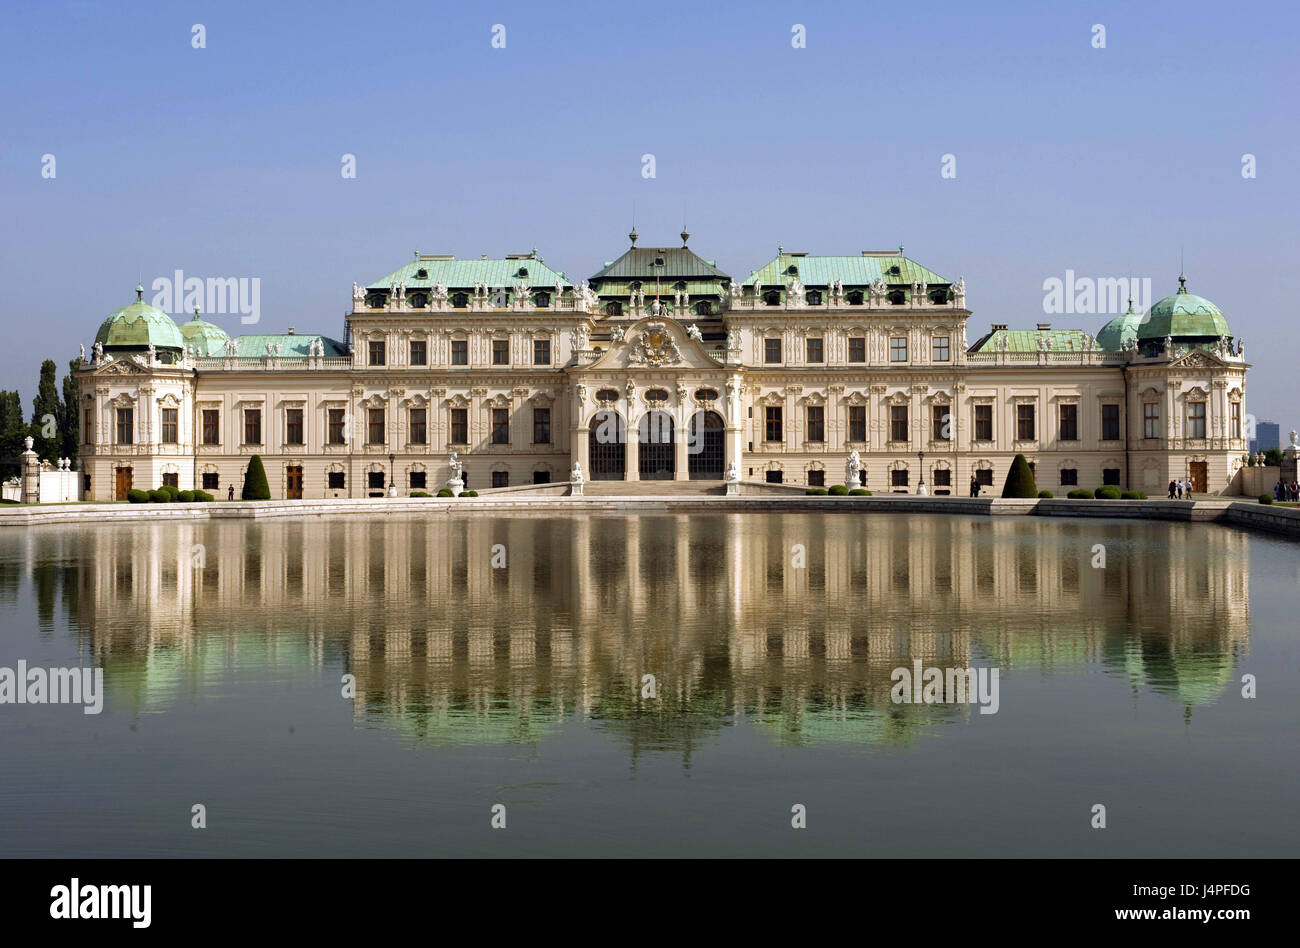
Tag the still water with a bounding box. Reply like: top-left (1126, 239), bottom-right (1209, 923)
top-left (0, 512), bottom-right (1295, 857)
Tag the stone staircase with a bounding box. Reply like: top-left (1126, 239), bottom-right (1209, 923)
top-left (582, 479), bottom-right (725, 496)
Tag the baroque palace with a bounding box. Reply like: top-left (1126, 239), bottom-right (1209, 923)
top-left (78, 232), bottom-right (1250, 500)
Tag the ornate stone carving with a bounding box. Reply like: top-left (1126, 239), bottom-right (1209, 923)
top-left (627, 321), bottom-right (681, 365)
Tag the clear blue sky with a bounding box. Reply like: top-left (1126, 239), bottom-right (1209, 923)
top-left (2, 0), bottom-right (1296, 425)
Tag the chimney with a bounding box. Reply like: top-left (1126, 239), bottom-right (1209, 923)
top-left (1036, 322), bottom-right (1051, 331)
top-left (992, 323), bottom-right (1008, 331)
top-left (287, 327), bottom-right (295, 335)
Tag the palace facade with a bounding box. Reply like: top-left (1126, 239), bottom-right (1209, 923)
top-left (77, 233), bottom-right (1250, 500)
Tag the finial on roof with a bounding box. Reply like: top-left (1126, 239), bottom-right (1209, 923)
top-left (1178, 273), bottom-right (1187, 293)
top-left (778, 245), bottom-right (783, 254)
top-left (194, 305), bottom-right (201, 319)
top-left (629, 227), bottom-right (638, 247)
top-left (680, 227), bottom-right (689, 247)
top-left (135, 284), bottom-right (144, 301)
top-left (413, 250), bottom-right (419, 260)
top-left (898, 245), bottom-right (904, 254)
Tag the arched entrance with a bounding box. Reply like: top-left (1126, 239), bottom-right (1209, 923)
top-left (687, 410), bottom-right (724, 479)
top-left (589, 410), bottom-right (626, 480)
top-left (638, 410), bottom-right (674, 480)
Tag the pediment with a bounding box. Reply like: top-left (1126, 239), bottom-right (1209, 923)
top-left (1170, 349), bottom-right (1226, 369)
top-left (583, 317), bottom-right (723, 372)
top-left (95, 356), bottom-right (150, 376)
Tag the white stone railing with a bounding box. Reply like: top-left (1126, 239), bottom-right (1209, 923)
top-left (193, 357), bottom-right (353, 370)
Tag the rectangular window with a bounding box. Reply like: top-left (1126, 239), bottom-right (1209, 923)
top-left (975, 469), bottom-right (994, 487)
top-left (202, 409), bottom-right (220, 445)
top-left (974, 404), bottom-right (993, 441)
top-left (451, 339), bottom-right (468, 365)
top-left (492, 339), bottom-right (509, 365)
top-left (327, 408), bottom-right (346, 445)
top-left (116, 408), bottom-right (134, 445)
top-left (533, 471), bottom-right (550, 485)
top-left (891, 469), bottom-right (909, 488)
top-left (848, 405), bottom-right (866, 442)
top-left (1059, 403), bottom-right (1078, 441)
top-left (492, 471), bottom-right (509, 489)
top-left (161, 407), bottom-right (178, 444)
top-left (162, 472), bottom-right (179, 488)
top-left (890, 405), bottom-right (908, 442)
top-left (806, 338), bottom-right (823, 363)
top-left (890, 337), bottom-right (908, 362)
top-left (808, 469), bottom-right (825, 487)
top-left (765, 406), bottom-right (783, 442)
top-left (764, 338), bottom-right (782, 363)
top-left (1143, 403), bottom-right (1160, 439)
top-left (932, 405), bottom-right (950, 441)
top-left (1060, 468), bottom-right (1078, 486)
top-left (1101, 404), bottom-right (1120, 441)
top-left (806, 406), bottom-right (824, 442)
top-left (533, 408), bottom-right (551, 444)
top-left (450, 408), bottom-right (468, 444)
top-left (1103, 468), bottom-right (1121, 486)
top-left (848, 337), bottom-right (865, 363)
top-left (1230, 402), bottom-right (1240, 440)
top-left (765, 470), bottom-right (783, 484)
top-left (285, 408), bottom-right (303, 445)
top-left (409, 408), bottom-right (427, 445)
top-left (409, 471), bottom-right (427, 490)
top-left (933, 468), bottom-right (952, 487)
top-left (533, 339), bottom-right (550, 365)
top-left (327, 471), bottom-right (345, 490)
top-left (1188, 402), bottom-right (1206, 439)
top-left (492, 408), bottom-right (509, 445)
top-left (1017, 404), bottom-right (1036, 441)
top-left (83, 407), bottom-right (94, 445)
top-left (932, 336), bottom-right (950, 362)
top-left (368, 340), bottom-right (385, 366)
top-left (243, 409), bottom-right (261, 445)
top-left (409, 340), bottom-right (427, 365)
top-left (367, 472), bottom-right (385, 490)
top-left (202, 472), bottom-right (219, 490)
top-left (368, 408), bottom-right (385, 445)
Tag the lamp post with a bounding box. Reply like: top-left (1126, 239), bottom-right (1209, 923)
top-left (387, 452), bottom-right (396, 497)
top-left (917, 450), bottom-right (928, 495)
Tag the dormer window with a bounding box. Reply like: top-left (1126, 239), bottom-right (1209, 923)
top-left (763, 290), bottom-right (781, 306)
top-left (847, 290), bottom-right (863, 305)
top-left (888, 290), bottom-right (906, 305)
top-left (694, 301), bottom-right (712, 316)
top-left (605, 301), bottom-right (623, 317)
top-left (410, 292), bottom-right (428, 308)
top-left (929, 288), bottom-right (949, 304)
top-left (415, 268), bottom-right (428, 279)
top-left (517, 267), bottom-right (529, 278)
top-left (452, 292), bottom-right (468, 308)
top-left (534, 291), bottom-right (551, 308)
top-left (786, 265), bottom-right (798, 275)
top-left (888, 265), bottom-right (901, 276)
top-left (653, 257), bottom-right (665, 267)
top-left (806, 290), bottom-right (822, 306)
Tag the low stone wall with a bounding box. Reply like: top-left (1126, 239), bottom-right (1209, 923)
top-left (2, 493), bottom-right (1297, 539)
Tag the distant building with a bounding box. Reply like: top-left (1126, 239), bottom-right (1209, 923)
top-left (1249, 421), bottom-right (1280, 455)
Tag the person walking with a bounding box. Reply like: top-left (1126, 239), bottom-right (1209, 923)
top-left (1183, 478), bottom-right (1192, 501)
top-left (227, 483), bottom-right (234, 501)
top-left (970, 474), bottom-right (979, 498)
top-left (1168, 479), bottom-right (1177, 499)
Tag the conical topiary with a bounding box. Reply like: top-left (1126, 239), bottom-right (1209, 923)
top-left (1001, 453), bottom-right (1038, 498)
top-left (241, 454), bottom-right (271, 500)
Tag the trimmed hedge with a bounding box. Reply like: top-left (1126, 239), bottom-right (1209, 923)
top-left (848, 488), bottom-right (871, 496)
top-left (127, 489), bottom-right (150, 503)
top-left (147, 489), bottom-right (168, 502)
top-left (1001, 454), bottom-right (1039, 498)
top-left (805, 487), bottom-right (828, 495)
top-left (159, 484), bottom-right (180, 501)
top-left (436, 488), bottom-right (454, 497)
top-left (193, 490), bottom-right (214, 503)
top-left (1067, 489), bottom-right (1092, 499)
top-left (1038, 490), bottom-right (1053, 498)
top-left (461, 490), bottom-right (479, 497)
top-left (410, 491), bottom-right (431, 498)
top-left (242, 455), bottom-right (271, 500)
top-left (1120, 490), bottom-right (1147, 500)
top-left (828, 484), bottom-right (849, 496)
top-left (1259, 494), bottom-right (1274, 505)
top-left (1094, 486), bottom-right (1122, 500)
top-left (177, 490), bottom-right (195, 502)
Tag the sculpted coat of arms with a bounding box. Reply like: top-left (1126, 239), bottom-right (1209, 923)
top-left (627, 321), bottom-right (681, 365)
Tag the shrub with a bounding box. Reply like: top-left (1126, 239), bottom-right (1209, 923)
top-left (127, 489), bottom-right (149, 503)
top-left (241, 455), bottom-right (271, 500)
top-left (1067, 488), bottom-right (1092, 499)
top-left (159, 484), bottom-right (180, 501)
top-left (410, 491), bottom-right (431, 498)
top-left (828, 484), bottom-right (849, 496)
top-left (147, 489), bottom-right (168, 503)
top-left (177, 490), bottom-right (195, 502)
top-left (1094, 486), bottom-right (1122, 500)
top-left (805, 487), bottom-right (828, 495)
top-left (193, 490), bottom-right (214, 502)
top-left (1120, 490), bottom-right (1147, 500)
top-left (1001, 454), bottom-right (1038, 498)
top-left (1259, 494), bottom-right (1274, 505)
top-left (461, 490), bottom-right (478, 497)
top-left (436, 488), bottom-right (454, 497)
top-left (848, 488), bottom-right (870, 496)
top-left (1037, 490), bottom-right (1053, 498)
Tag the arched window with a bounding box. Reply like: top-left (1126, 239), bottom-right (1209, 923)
top-left (452, 292), bottom-right (468, 308)
top-left (595, 388), bottom-right (619, 402)
top-left (409, 292), bottom-right (428, 309)
top-left (534, 291), bottom-right (551, 308)
top-left (888, 290), bottom-right (906, 305)
top-left (695, 301), bottom-right (712, 316)
top-left (806, 290), bottom-right (822, 306)
top-left (365, 292), bottom-right (383, 308)
top-left (644, 388), bottom-right (670, 402)
top-left (605, 301), bottom-right (623, 317)
top-left (763, 290), bottom-right (781, 306)
top-left (847, 290), bottom-right (863, 305)
top-left (694, 388), bottom-right (719, 401)
top-left (929, 288), bottom-right (949, 304)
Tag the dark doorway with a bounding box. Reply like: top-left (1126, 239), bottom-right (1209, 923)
top-left (638, 411), bottom-right (675, 480)
top-left (589, 410), bottom-right (626, 480)
top-left (688, 410), bottom-right (724, 479)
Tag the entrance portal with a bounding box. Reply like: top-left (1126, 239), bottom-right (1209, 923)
top-left (638, 411), bottom-right (674, 480)
top-left (286, 465), bottom-right (303, 499)
top-left (1189, 460), bottom-right (1207, 494)
top-left (114, 467), bottom-right (133, 500)
top-left (688, 410), bottom-right (724, 479)
top-left (589, 411), bottom-right (626, 480)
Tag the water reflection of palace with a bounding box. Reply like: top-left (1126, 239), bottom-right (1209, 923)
top-left (12, 514), bottom-right (1251, 752)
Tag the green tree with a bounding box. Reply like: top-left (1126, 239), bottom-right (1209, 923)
top-left (59, 357), bottom-right (81, 461)
top-left (1263, 447), bottom-right (1285, 467)
top-left (30, 359), bottom-right (61, 461)
top-left (0, 390), bottom-right (25, 478)
top-left (1001, 453), bottom-right (1039, 498)
top-left (241, 454), bottom-right (271, 500)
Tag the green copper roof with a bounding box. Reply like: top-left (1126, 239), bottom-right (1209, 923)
top-left (589, 245), bottom-right (731, 281)
top-left (178, 311), bottom-right (232, 356)
top-left (367, 255), bottom-right (571, 290)
top-left (1136, 276), bottom-right (1230, 340)
top-left (970, 328), bottom-right (1096, 353)
top-left (743, 252), bottom-right (949, 287)
top-left (231, 334), bottom-right (348, 358)
top-left (594, 280), bottom-right (727, 297)
top-left (1096, 302), bottom-right (1144, 351)
top-left (94, 286), bottom-right (184, 350)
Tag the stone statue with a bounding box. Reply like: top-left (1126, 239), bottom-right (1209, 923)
top-left (845, 450), bottom-right (862, 489)
top-left (727, 328), bottom-right (741, 350)
top-left (570, 461), bottom-right (584, 485)
top-left (448, 452), bottom-right (462, 480)
top-left (788, 279), bottom-right (805, 307)
top-left (1289, 430), bottom-right (1298, 450)
top-left (869, 277), bottom-right (887, 304)
top-left (609, 325), bottom-right (625, 344)
top-left (79, 344), bottom-right (86, 363)
top-left (93, 341), bottom-right (103, 363)
top-left (726, 460), bottom-right (740, 482)
top-left (649, 298), bottom-right (663, 317)
top-left (1163, 335), bottom-right (1173, 354)
top-left (353, 282), bottom-right (364, 306)
top-left (146, 343), bottom-right (156, 363)
top-left (687, 324), bottom-right (703, 343)
top-left (952, 277), bottom-right (966, 307)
